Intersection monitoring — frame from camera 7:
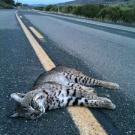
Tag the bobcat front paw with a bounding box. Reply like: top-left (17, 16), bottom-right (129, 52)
top-left (103, 98), bottom-right (116, 110)
top-left (108, 103), bottom-right (116, 110)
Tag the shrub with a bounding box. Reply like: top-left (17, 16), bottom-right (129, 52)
top-left (98, 6), bottom-right (122, 22)
top-left (45, 5), bottom-right (54, 11)
top-left (81, 4), bottom-right (101, 18)
top-left (50, 5), bottom-right (58, 12)
top-left (121, 7), bottom-right (135, 23)
top-left (71, 4), bottom-right (105, 18)
top-left (72, 6), bottom-right (82, 15)
top-left (35, 6), bottom-right (44, 10)
top-left (0, 1), bottom-right (13, 8)
top-left (34, 4), bottom-right (135, 24)
top-left (62, 6), bottom-right (74, 13)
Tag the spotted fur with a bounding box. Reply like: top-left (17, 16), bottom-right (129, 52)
top-left (10, 66), bottom-right (119, 119)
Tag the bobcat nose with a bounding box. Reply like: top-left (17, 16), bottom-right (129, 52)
top-left (39, 106), bottom-right (45, 113)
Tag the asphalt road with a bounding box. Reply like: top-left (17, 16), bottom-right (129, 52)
top-left (0, 10), bottom-right (80, 135)
top-left (21, 10), bottom-right (135, 135)
top-left (0, 9), bottom-right (135, 135)
top-left (36, 11), bottom-right (135, 39)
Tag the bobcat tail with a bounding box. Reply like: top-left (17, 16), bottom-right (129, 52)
top-left (74, 74), bottom-right (120, 90)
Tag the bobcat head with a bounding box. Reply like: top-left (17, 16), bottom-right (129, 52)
top-left (10, 90), bottom-right (47, 119)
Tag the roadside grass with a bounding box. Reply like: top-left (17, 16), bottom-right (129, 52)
top-left (35, 4), bottom-right (135, 25)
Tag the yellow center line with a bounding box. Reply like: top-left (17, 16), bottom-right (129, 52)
top-left (29, 26), bottom-right (45, 43)
top-left (16, 13), bottom-right (55, 71)
top-left (16, 12), bottom-right (108, 135)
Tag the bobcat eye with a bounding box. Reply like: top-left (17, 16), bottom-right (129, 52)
top-left (31, 100), bottom-right (38, 109)
top-left (39, 95), bottom-right (44, 99)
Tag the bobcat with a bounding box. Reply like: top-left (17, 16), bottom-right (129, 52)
top-left (10, 66), bottom-right (119, 119)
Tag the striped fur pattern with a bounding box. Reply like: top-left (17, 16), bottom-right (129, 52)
top-left (10, 66), bottom-right (119, 119)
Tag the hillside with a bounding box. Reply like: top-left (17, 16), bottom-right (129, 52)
top-left (62, 0), bottom-right (130, 5)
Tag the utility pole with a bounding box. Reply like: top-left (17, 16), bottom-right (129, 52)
top-left (58, 5), bottom-right (60, 13)
top-left (16, 0), bottom-right (18, 9)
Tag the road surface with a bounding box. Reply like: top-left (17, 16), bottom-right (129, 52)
top-left (0, 10), bottom-right (79, 135)
top-left (0, 9), bottom-right (135, 135)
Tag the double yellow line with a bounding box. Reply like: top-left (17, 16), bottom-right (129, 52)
top-left (16, 12), bottom-right (107, 135)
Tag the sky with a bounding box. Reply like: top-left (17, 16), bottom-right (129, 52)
top-left (16, 0), bottom-right (73, 5)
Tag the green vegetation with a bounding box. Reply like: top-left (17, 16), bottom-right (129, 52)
top-left (35, 4), bottom-right (135, 24)
top-left (0, 0), bottom-right (15, 9)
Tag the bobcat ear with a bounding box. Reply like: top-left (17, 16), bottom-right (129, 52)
top-left (10, 93), bottom-right (25, 103)
top-left (15, 93), bottom-right (26, 98)
top-left (10, 112), bottom-right (19, 118)
top-left (33, 93), bottom-right (44, 101)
